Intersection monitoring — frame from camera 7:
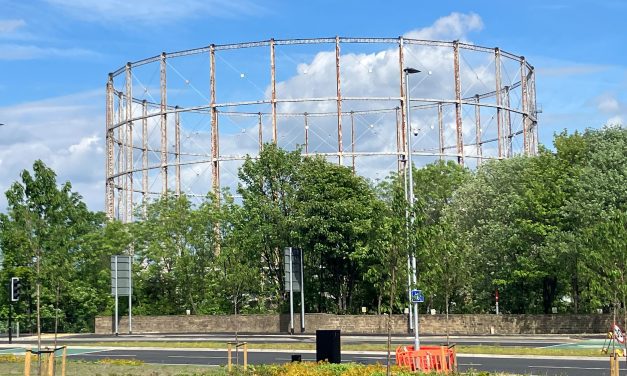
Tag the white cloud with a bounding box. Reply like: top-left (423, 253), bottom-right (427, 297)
top-left (596, 94), bottom-right (621, 113)
top-left (606, 115), bottom-right (623, 126)
top-left (0, 19), bottom-right (26, 34)
top-left (0, 91), bottom-right (104, 212)
top-left (0, 43), bottom-right (99, 60)
top-left (45, 0), bottom-right (266, 23)
top-left (405, 12), bottom-right (483, 41)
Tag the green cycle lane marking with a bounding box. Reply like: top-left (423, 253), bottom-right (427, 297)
top-left (546, 339), bottom-right (622, 349)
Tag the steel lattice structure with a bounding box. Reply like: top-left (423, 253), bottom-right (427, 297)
top-left (105, 37), bottom-right (538, 222)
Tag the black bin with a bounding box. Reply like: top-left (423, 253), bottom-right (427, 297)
top-left (316, 329), bottom-right (341, 363)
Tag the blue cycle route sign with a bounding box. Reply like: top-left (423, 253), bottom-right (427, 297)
top-left (411, 289), bottom-right (424, 303)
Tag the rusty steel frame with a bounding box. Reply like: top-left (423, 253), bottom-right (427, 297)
top-left (105, 36), bottom-right (538, 221)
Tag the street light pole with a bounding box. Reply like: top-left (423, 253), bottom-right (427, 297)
top-left (404, 67), bottom-right (420, 350)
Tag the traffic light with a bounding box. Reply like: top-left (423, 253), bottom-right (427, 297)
top-left (10, 277), bottom-right (20, 302)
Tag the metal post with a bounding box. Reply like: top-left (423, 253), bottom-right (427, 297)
top-left (258, 112), bottom-right (263, 151)
top-left (395, 107), bottom-right (401, 172)
top-left (520, 56), bottom-right (530, 155)
top-left (404, 68), bottom-right (420, 349)
top-left (350, 111), bottom-right (355, 173)
top-left (128, 256), bottom-right (132, 334)
top-left (504, 86), bottom-right (512, 157)
top-left (300, 249), bottom-right (305, 333)
top-left (411, 256), bottom-right (419, 348)
top-left (210, 45), bottom-right (220, 199)
top-left (114, 256), bottom-right (119, 336)
top-left (270, 39), bottom-right (277, 144)
top-left (141, 100), bottom-right (148, 215)
top-left (175, 107), bottom-right (181, 196)
top-left (438, 103), bottom-right (444, 159)
top-left (335, 36), bottom-right (343, 165)
top-left (105, 74), bottom-right (115, 220)
top-left (399, 37), bottom-right (413, 333)
top-left (125, 63), bottom-right (133, 223)
top-left (474, 95), bottom-right (482, 164)
top-left (160, 52), bottom-right (168, 195)
top-left (494, 48), bottom-right (503, 158)
top-left (453, 41), bottom-right (464, 165)
top-left (289, 247), bottom-right (294, 335)
top-left (8, 300), bottom-right (12, 344)
top-left (116, 92), bottom-right (123, 221)
top-left (407, 255), bottom-right (413, 331)
top-left (304, 112), bottom-right (309, 155)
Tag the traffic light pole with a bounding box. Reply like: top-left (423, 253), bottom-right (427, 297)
top-left (8, 301), bottom-right (12, 344)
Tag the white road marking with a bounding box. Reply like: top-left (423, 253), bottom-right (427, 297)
top-left (529, 365), bottom-right (624, 370)
top-left (167, 355), bottom-right (227, 359)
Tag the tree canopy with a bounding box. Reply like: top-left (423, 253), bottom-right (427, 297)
top-left (0, 126), bottom-right (625, 332)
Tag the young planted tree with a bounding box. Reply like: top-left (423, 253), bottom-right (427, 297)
top-left (0, 160), bottom-right (104, 335)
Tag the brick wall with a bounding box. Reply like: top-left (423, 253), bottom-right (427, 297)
top-left (95, 313), bottom-right (613, 335)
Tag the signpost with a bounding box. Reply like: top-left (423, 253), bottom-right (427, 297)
top-left (111, 256), bottom-right (132, 335)
top-left (284, 247), bottom-right (304, 334)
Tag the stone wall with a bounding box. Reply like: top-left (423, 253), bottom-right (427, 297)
top-left (95, 313), bottom-right (613, 335)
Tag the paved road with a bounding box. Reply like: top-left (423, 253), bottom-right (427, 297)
top-left (9, 332), bottom-right (588, 348)
top-left (66, 348), bottom-right (627, 376)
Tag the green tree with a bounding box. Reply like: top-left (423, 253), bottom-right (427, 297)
top-left (0, 160), bottom-right (104, 332)
top-left (236, 144), bottom-right (303, 307)
top-left (295, 157), bottom-right (383, 313)
top-left (132, 194), bottom-right (221, 315)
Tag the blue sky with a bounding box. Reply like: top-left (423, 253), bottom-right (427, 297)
top-left (0, 0), bottom-right (625, 211)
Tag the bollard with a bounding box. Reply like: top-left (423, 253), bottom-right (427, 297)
top-left (243, 343), bottom-right (248, 370)
top-left (47, 350), bottom-right (55, 376)
top-left (61, 346), bottom-right (67, 376)
top-left (24, 348), bottom-right (31, 376)
top-left (227, 343), bottom-right (232, 372)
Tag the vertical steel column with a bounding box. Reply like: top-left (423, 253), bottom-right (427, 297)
top-left (257, 112), bottom-right (263, 152)
top-left (395, 107), bottom-right (401, 171)
top-left (398, 37), bottom-right (413, 333)
top-left (270, 39), bottom-right (277, 144)
top-left (494, 48), bottom-right (503, 158)
top-left (117, 92), bottom-right (124, 221)
top-left (350, 111), bottom-right (355, 173)
top-left (529, 67), bottom-right (538, 155)
top-left (398, 37), bottom-right (407, 161)
top-left (160, 52), bottom-right (168, 195)
top-left (105, 74), bottom-right (115, 220)
top-left (335, 36), bottom-right (343, 165)
top-left (474, 95), bottom-right (482, 164)
top-left (210, 45), bottom-right (220, 199)
top-left (453, 41), bottom-right (464, 165)
top-left (504, 86), bottom-right (512, 157)
top-left (304, 112), bottom-right (309, 155)
top-left (175, 106), bottom-right (181, 196)
top-left (520, 56), bottom-right (530, 155)
top-left (141, 100), bottom-right (148, 216)
top-left (125, 63), bottom-right (133, 223)
top-left (438, 103), bottom-right (444, 159)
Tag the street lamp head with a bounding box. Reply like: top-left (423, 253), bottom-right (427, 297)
top-left (404, 67), bottom-right (421, 74)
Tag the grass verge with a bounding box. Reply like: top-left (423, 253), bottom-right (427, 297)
top-left (0, 357), bottom-right (512, 376)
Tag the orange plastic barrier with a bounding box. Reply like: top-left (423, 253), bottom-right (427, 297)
top-left (396, 345), bottom-right (457, 373)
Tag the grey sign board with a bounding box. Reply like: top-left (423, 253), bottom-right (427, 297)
top-left (283, 247), bottom-right (302, 292)
top-left (111, 255), bottom-right (131, 296)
